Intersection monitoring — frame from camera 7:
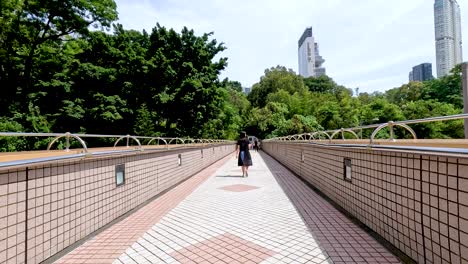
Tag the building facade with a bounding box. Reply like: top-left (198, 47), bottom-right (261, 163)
top-left (409, 63), bottom-right (434, 82)
top-left (434, 0), bottom-right (463, 77)
top-left (298, 27), bottom-right (326, 78)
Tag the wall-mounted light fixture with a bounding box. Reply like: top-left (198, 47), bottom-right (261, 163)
top-left (301, 151), bottom-right (305, 163)
top-left (178, 154), bottom-right (182, 166)
top-left (115, 164), bottom-right (125, 186)
top-left (343, 158), bottom-right (352, 182)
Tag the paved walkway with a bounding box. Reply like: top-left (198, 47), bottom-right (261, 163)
top-left (55, 152), bottom-right (401, 264)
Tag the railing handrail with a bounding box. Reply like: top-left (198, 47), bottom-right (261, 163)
top-left (265, 113), bottom-right (468, 144)
top-left (0, 132), bottom-right (234, 154)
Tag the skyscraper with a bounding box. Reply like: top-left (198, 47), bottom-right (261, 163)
top-left (409, 63), bottom-right (434, 82)
top-left (298, 27), bottom-right (326, 78)
top-left (434, 0), bottom-right (463, 77)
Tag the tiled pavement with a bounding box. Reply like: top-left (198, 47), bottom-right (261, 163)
top-left (55, 152), bottom-right (402, 264)
top-left (259, 153), bottom-right (401, 264)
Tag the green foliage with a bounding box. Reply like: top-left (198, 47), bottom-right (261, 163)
top-left (0, 118), bottom-right (27, 151)
top-left (0, 0), bottom-right (118, 115)
top-left (0, 1), bottom-right (250, 151)
top-left (315, 101), bottom-right (342, 130)
top-left (246, 102), bottom-right (288, 139)
top-left (402, 100), bottom-right (463, 139)
top-left (216, 86), bottom-right (250, 139)
top-left (244, 63), bottom-right (465, 140)
top-left (360, 98), bottom-right (405, 124)
top-left (272, 115), bottom-right (322, 137)
top-left (266, 89), bottom-right (303, 118)
top-left (304, 75), bottom-right (352, 96)
top-left (385, 82), bottom-right (424, 105)
top-left (133, 104), bottom-right (156, 137)
top-left (421, 65), bottom-right (463, 108)
top-left (222, 79), bottom-right (243, 92)
top-left (248, 66), bottom-right (305, 108)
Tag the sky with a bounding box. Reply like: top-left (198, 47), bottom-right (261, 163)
top-left (114, 0), bottom-right (468, 94)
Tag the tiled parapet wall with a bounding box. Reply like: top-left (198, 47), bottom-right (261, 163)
top-left (0, 144), bottom-right (235, 264)
top-left (263, 142), bottom-right (468, 264)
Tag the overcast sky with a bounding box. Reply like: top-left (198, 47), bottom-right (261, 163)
top-left (115, 0), bottom-right (467, 93)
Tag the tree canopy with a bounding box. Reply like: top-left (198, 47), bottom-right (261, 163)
top-left (0, 0), bottom-right (247, 151)
top-left (245, 65), bottom-right (464, 139)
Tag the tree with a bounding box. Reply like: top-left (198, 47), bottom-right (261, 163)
top-left (266, 89), bottom-right (303, 118)
top-left (144, 25), bottom-right (228, 137)
top-left (0, 2), bottom-right (242, 150)
top-left (402, 100), bottom-right (463, 139)
top-left (248, 66), bottom-right (305, 107)
top-left (246, 102), bottom-right (290, 139)
top-left (133, 104), bottom-right (155, 136)
top-left (359, 98), bottom-right (406, 139)
top-left (422, 64), bottom-right (463, 108)
top-left (0, 0), bottom-right (118, 114)
top-left (360, 98), bottom-right (404, 124)
top-left (385, 81), bottom-right (424, 105)
top-left (303, 75), bottom-right (353, 97)
top-left (222, 79), bottom-right (243, 92)
top-left (0, 118), bottom-right (27, 151)
top-left (272, 114), bottom-right (322, 136)
top-left (315, 101), bottom-right (342, 130)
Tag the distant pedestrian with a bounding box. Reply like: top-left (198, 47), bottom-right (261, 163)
top-left (236, 131), bottom-right (252, 177)
top-left (254, 139), bottom-right (259, 152)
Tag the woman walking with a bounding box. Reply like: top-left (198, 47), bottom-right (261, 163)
top-left (236, 131), bottom-right (252, 177)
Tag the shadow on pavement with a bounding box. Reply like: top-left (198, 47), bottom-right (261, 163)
top-left (216, 174), bottom-right (244, 178)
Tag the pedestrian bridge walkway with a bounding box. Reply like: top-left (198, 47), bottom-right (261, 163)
top-left (53, 152), bottom-right (400, 264)
top-left (2, 136), bottom-right (468, 264)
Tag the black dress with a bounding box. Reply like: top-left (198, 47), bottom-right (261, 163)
top-left (237, 138), bottom-right (252, 166)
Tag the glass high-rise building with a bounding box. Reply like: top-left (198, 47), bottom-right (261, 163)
top-left (409, 63), bottom-right (434, 82)
top-left (298, 27), bottom-right (326, 78)
top-left (434, 0), bottom-right (463, 77)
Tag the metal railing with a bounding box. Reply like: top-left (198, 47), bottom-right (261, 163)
top-left (264, 113), bottom-right (468, 144)
top-left (0, 132), bottom-right (233, 154)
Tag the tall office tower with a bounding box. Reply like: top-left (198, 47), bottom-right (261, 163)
top-left (298, 27), bottom-right (326, 78)
top-left (409, 63), bottom-right (434, 82)
top-left (434, 0), bottom-right (463, 77)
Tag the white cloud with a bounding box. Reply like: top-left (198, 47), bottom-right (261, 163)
top-left (115, 0), bottom-right (468, 93)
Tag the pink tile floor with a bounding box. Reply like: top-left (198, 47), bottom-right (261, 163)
top-left (170, 233), bottom-right (276, 264)
top-left (218, 184), bottom-right (260, 192)
top-left (53, 152), bottom-right (402, 264)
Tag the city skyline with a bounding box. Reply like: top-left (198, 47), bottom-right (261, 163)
top-left (434, 0), bottom-right (463, 77)
top-left (115, 0), bottom-right (468, 93)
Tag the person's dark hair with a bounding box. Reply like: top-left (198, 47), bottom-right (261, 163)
top-left (240, 131), bottom-right (247, 139)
